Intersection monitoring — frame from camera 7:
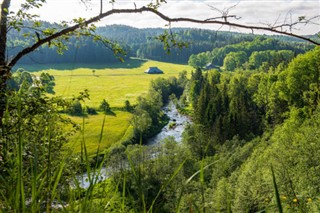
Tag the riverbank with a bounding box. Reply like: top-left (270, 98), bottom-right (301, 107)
top-left (147, 102), bottom-right (191, 145)
top-left (78, 101), bottom-right (191, 188)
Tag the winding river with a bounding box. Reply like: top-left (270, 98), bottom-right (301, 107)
top-left (78, 102), bottom-right (190, 188)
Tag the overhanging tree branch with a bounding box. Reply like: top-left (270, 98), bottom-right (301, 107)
top-left (7, 6), bottom-right (320, 68)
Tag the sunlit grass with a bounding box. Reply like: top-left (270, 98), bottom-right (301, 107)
top-left (34, 60), bottom-right (192, 107)
top-left (65, 111), bottom-right (133, 156)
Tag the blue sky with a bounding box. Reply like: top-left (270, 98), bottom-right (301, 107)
top-left (9, 0), bottom-right (320, 34)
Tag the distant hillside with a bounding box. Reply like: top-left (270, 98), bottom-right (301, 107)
top-left (7, 22), bottom-right (315, 66)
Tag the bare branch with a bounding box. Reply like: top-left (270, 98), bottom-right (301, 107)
top-left (207, 3), bottom-right (241, 22)
top-left (100, 0), bottom-right (103, 15)
top-left (271, 13), bottom-right (282, 28)
top-left (205, 15), bottom-right (241, 22)
top-left (271, 15), bottom-right (320, 31)
top-left (214, 24), bottom-right (225, 40)
top-left (80, 0), bottom-right (93, 10)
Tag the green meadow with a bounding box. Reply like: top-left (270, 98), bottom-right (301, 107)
top-left (65, 112), bottom-right (134, 155)
top-left (33, 59), bottom-right (192, 107)
top-left (30, 59), bottom-right (192, 155)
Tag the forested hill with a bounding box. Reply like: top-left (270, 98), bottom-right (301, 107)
top-left (8, 23), bottom-right (315, 66)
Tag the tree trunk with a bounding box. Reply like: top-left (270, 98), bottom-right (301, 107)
top-left (0, 0), bottom-right (10, 63)
top-left (0, 0), bottom-right (11, 127)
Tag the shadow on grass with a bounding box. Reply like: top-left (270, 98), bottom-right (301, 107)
top-left (104, 111), bottom-right (117, 116)
top-left (67, 110), bottom-right (117, 118)
top-left (13, 58), bottom-right (147, 72)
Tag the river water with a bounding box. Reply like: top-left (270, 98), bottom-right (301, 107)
top-left (147, 102), bottom-right (190, 145)
top-left (78, 102), bottom-right (190, 188)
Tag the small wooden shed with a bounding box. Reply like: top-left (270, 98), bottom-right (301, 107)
top-left (144, 67), bottom-right (164, 74)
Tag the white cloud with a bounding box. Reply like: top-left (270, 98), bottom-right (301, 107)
top-left (9, 0), bottom-right (320, 34)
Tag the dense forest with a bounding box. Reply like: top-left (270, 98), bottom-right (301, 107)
top-left (180, 46), bottom-right (320, 212)
top-left (103, 45), bottom-right (320, 212)
top-left (8, 22), bottom-right (314, 66)
top-left (1, 15), bottom-right (320, 213)
top-left (188, 36), bottom-right (312, 70)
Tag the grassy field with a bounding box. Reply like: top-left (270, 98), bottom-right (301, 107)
top-left (29, 59), bottom-right (192, 155)
top-left (65, 111), bottom-right (133, 155)
top-left (32, 59), bottom-right (192, 108)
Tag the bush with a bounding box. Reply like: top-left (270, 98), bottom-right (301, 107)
top-left (124, 100), bottom-right (133, 112)
top-left (86, 106), bottom-right (97, 115)
top-left (99, 99), bottom-right (111, 114)
top-left (67, 100), bottom-right (83, 116)
top-left (168, 121), bottom-right (177, 129)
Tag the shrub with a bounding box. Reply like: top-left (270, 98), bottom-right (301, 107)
top-left (99, 99), bottom-right (111, 114)
top-left (86, 106), bottom-right (97, 115)
top-left (124, 100), bottom-right (133, 112)
top-left (67, 100), bottom-right (83, 116)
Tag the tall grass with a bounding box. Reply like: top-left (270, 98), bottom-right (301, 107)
top-left (76, 114), bottom-right (107, 212)
top-left (271, 166), bottom-right (283, 213)
top-left (16, 88), bottom-right (25, 212)
top-left (0, 89), bottom-right (69, 212)
top-left (148, 159), bottom-right (186, 213)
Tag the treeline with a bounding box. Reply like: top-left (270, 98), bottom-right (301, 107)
top-left (133, 28), bottom-right (255, 63)
top-left (188, 36), bottom-right (312, 70)
top-left (8, 22), bottom-right (313, 66)
top-left (8, 22), bottom-right (129, 65)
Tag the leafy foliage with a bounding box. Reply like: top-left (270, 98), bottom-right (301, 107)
top-left (67, 100), bottom-right (83, 116)
top-left (181, 47), bottom-right (320, 212)
top-left (0, 74), bottom-right (78, 211)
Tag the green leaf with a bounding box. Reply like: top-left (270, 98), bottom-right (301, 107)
top-left (33, 21), bottom-right (41, 27)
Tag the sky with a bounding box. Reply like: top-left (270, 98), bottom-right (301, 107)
top-left (9, 0), bottom-right (320, 35)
